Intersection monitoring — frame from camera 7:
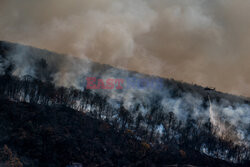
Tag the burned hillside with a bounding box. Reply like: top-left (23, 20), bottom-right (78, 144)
top-left (0, 41), bottom-right (249, 166)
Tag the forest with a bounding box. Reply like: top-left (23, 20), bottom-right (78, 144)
top-left (0, 71), bottom-right (249, 165)
top-left (0, 41), bottom-right (249, 166)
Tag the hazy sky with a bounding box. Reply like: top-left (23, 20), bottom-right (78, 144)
top-left (1, 0), bottom-right (250, 96)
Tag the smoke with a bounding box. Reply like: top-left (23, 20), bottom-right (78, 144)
top-left (209, 97), bottom-right (250, 147)
top-left (89, 68), bottom-right (250, 148)
top-left (0, 0), bottom-right (250, 96)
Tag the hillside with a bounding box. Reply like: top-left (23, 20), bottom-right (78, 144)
top-left (0, 40), bottom-right (249, 166)
top-left (0, 98), bottom-right (239, 167)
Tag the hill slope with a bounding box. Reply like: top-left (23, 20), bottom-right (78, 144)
top-left (0, 40), bottom-right (249, 166)
top-left (0, 98), bottom-right (238, 167)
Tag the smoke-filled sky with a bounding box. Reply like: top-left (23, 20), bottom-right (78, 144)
top-left (1, 0), bottom-right (250, 96)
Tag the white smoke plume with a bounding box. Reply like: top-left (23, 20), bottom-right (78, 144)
top-left (209, 96), bottom-right (250, 147)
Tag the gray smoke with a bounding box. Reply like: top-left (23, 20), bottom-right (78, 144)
top-left (1, 0), bottom-right (250, 96)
